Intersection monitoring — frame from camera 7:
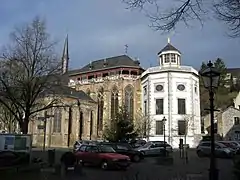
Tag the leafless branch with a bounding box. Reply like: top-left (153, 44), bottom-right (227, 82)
top-left (135, 111), bottom-right (154, 138)
top-left (0, 16), bottom-right (62, 133)
top-left (0, 102), bottom-right (17, 132)
top-left (122, 0), bottom-right (155, 9)
top-left (214, 0), bottom-right (240, 37)
top-left (123, 0), bottom-right (206, 32)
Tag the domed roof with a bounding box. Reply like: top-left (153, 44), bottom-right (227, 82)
top-left (157, 42), bottom-right (181, 55)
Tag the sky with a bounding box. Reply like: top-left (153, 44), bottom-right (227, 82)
top-left (0, 0), bottom-right (240, 70)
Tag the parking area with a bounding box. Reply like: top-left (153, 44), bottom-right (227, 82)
top-left (31, 148), bottom-right (235, 180)
top-left (79, 152), bottom-right (233, 180)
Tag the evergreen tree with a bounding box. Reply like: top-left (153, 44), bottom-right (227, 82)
top-left (200, 62), bottom-right (207, 71)
top-left (103, 107), bottom-right (137, 142)
top-left (214, 58), bottom-right (227, 85)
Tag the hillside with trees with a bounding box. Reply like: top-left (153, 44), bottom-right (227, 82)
top-left (200, 58), bottom-right (239, 116)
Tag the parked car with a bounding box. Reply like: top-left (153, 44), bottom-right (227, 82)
top-left (73, 140), bottom-right (98, 152)
top-left (99, 142), bottom-right (144, 162)
top-left (196, 141), bottom-right (235, 158)
top-left (218, 141), bottom-right (238, 152)
top-left (130, 140), bottom-right (147, 148)
top-left (135, 141), bottom-right (173, 156)
top-left (75, 144), bottom-right (131, 170)
top-left (226, 141), bottom-right (240, 149)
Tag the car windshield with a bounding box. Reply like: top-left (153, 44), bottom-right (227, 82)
top-left (99, 146), bottom-right (116, 153)
top-left (142, 142), bottom-right (151, 148)
top-left (231, 142), bottom-right (238, 146)
top-left (218, 143), bottom-right (227, 148)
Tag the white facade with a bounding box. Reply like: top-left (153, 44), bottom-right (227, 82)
top-left (141, 41), bottom-right (201, 148)
top-left (234, 91), bottom-right (240, 110)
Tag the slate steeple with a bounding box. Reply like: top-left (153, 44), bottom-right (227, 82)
top-left (62, 35), bottom-right (69, 74)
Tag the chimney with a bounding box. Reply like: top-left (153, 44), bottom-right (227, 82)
top-left (103, 58), bottom-right (108, 67)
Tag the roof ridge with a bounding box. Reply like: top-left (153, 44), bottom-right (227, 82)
top-left (68, 55), bottom-right (143, 75)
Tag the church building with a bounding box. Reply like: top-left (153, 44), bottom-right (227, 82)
top-left (141, 39), bottom-right (201, 148)
top-left (68, 54), bottom-right (144, 138)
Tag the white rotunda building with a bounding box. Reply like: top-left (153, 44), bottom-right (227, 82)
top-left (141, 39), bottom-right (201, 148)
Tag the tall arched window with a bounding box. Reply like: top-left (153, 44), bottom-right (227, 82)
top-left (97, 87), bottom-right (104, 131)
top-left (53, 108), bottom-right (62, 133)
top-left (90, 111), bottom-right (93, 140)
top-left (111, 86), bottom-right (119, 119)
top-left (124, 85), bottom-right (134, 120)
top-left (79, 111), bottom-right (83, 140)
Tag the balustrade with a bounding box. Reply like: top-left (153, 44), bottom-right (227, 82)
top-left (68, 74), bottom-right (139, 86)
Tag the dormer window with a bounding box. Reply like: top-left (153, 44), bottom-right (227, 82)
top-left (134, 60), bottom-right (140, 65)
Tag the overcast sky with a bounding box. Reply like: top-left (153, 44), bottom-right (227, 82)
top-left (0, 0), bottom-right (239, 70)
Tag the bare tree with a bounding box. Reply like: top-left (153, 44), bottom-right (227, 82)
top-left (0, 103), bottom-right (17, 132)
top-left (135, 111), bottom-right (154, 139)
top-left (0, 17), bottom-right (62, 134)
top-left (123, 0), bottom-right (240, 37)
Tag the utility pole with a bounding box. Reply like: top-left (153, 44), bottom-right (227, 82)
top-left (38, 111), bottom-right (54, 151)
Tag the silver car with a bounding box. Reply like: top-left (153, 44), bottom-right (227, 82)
top-left (135, 141), bottom-right (172, 156)
top-left (196, 141), bottom-right (235, 158)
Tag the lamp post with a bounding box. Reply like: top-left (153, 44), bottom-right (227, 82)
top-left (200, 61), bottom-right (220, 180)
top-left (162, 116), bottom-right (167, 157)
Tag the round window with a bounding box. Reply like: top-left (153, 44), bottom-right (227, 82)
top-left (177, 84), bottom-right (185, 91)
top-left (155, 85), bottom-right (164, 91)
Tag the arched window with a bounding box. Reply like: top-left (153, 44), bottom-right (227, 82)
top-left (86, 88), bottom-right (90, 96)
top-left (111, 86), bottom-right (119, 119)
top-left (79, 111), bottom-right (83, 140)
top-left (90, 111), bottom-right (93, 140)
top-left (53, 108), bottom-right (62, 133)
top-left (97, 87), bottom-right (104, 131)
top-left (124, 85), bottom-right (134, 120)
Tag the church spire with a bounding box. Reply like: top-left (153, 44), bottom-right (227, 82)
top-left (62, 34), bottom-right (69, 74)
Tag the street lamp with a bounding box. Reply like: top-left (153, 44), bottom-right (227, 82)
top-left (200, 61), bottom-right (220, 180)
top-left (162, 116), bottom-right (167, 157)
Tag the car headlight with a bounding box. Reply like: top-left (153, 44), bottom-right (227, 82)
top-left (126, 157), bottom-right (130, 161)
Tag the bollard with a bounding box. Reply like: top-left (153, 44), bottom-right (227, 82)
top-left (48, 149), bottom-right (55, 167)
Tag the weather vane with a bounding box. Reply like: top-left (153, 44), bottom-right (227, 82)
top-left (124, 44), bottom-right (128, 54)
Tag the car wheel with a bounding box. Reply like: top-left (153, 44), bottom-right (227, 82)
top-left (101, 161), bottom-right (108, 170)
top-left (133, 155), bottom-right (140, 162)
top-left (197, 150), bottom-right (204, 158)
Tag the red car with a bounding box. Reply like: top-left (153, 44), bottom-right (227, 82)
top-left (75, 144), bottom-right (131, 170)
